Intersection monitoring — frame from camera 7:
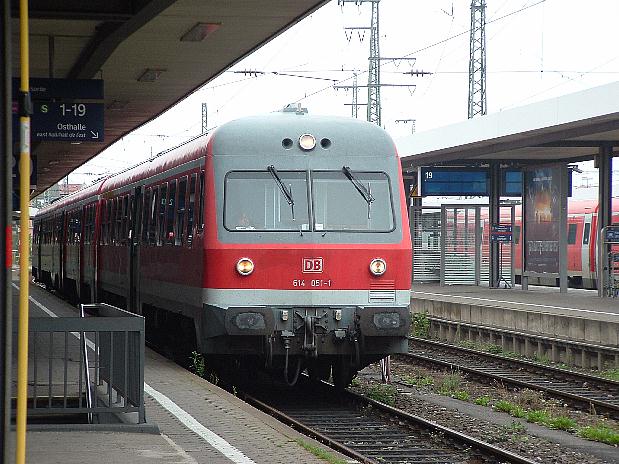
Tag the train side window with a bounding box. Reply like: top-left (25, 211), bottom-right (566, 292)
top-left (114, 198), bottom-right (120, 245)
top-left (67, 213), bottom-right (73, 244)
top-left (71, 211), bottom-right (81, 244)
top-left (198, 169), bottom-right (205, 232)
top-left (149, 187), bottom-right (158, 246)
top-left (109, 199), bottom-right (116, 244)
top-left (91, 206), bottom-right (95, 242)
top-left (176, 176), bottom-right (187, 246)
top-left (100, 202), bottom-right (106, 244)
top-left (166, 180), bottom-right (177, 245)
top-left (83, 208), bottom-right (89, 245)
top-left (107, 200), bottom-right (112, 244)
top-left (158, 183), bottom-right (168, 246)
top-left (122, 195), bottom-right (129, 245)
top-left (76, 212), bottom-right (82, 244)
top-left (187, 173), bottom-right (197, 244)
top-left (567, 223), bottom-right (577, 245)
top-left (583, 222), bottom-right (591, 245)
top-left (142, 188), bottom-right (151, 243)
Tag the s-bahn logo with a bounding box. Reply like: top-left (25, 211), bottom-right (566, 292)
top-left (302, 257), bottom-right (323, 273)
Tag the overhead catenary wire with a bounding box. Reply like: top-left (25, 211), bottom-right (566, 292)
top-left (289, 0), bottom-right (548, 105)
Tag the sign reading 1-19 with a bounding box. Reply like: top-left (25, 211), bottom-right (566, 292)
top-left (59, 103), bottom-right (87, 117)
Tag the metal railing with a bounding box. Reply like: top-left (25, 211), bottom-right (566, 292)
top-left (24, 303), bottom-right (145, 424)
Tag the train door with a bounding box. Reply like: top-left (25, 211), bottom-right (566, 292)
top-left (35, 221), bottom-right (42, 279)
top-left (54, 212), bottom-right (65, 289)
top-left (582, 212), bottom-right (593, 284)
top-left (129, 186), bottom-right (142, 314)
top-left (79, 205), bottom-right (87, 301)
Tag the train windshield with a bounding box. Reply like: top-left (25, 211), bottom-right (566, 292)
top-left (224, 170), bottom-right (395, 233)
top-left (224, 171), bottom-right (309, 231)
top-left (312, 171), bottom-right (394, 232)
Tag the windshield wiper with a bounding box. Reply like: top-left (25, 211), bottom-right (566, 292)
top-left (267, 165), bottom-right (295, 219)
top-left (342, 166), bottom-right (374, 205)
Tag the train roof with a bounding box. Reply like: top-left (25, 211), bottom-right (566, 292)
top-left (36, 179), bottom-right (106, 217)
top-left (210, 110), bottom-right (397, 158)
top-left (101, 135), bottom-right (208, 194)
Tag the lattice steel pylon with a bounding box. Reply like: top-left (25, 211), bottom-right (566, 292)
top-left (201, 102), bottom-right (208, 134)
top-left (351, 73), bottom-right (359, 118)
top-left (468, 0), bottom-right (487, 118)
top-left (367, 0), bottom-right (381, 125)
top-left (339, 0), bottom-right (381, 126)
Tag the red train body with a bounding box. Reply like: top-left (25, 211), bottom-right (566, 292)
top-left (33, 109), bottom-right (412, 387)
top-left (507, 199), bottom-right (619, 288)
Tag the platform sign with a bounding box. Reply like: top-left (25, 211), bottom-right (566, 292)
top-left (605, 227), bottom-right (619, 244)
top-left (491, 223), bottom-right (513, 242)
top-left (12, 77), bottom-right (104, 100)
top-left (12, 78), bottom-right (105, 143)
top-left (31, 102), bottom-right (104, 142)
top-left (420, 167), bottom-right (488, 196)
top-left (502, 170), bottom-right (523, 196)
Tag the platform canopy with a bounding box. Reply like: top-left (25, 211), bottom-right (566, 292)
top-left (398, 81), bottom-right (619, 169)
top-left (9, 0), bottom-right (328, 195)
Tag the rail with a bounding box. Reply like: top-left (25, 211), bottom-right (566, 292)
top-left (242, 378), bottom-right (536, 464)
top-left (405, 337), bottom-right (619, 419)
top-left (21, 303), bottom-right (145, 424)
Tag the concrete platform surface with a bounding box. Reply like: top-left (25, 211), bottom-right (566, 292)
top-left (9, 278), bottom-right (351, 464)
top-left (412, 283), bottom-right (619, 322)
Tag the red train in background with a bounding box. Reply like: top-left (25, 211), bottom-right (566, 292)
top-left (32, 108), bottom-right (412, 388)
top-left (510, 198), bottom-right (619, 289)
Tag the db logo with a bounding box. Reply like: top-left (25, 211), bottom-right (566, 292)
top-left (302, 257), bottom-right (323, 273)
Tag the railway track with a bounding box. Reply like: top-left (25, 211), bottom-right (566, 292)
top-left (242, 378), bottom-right (536, 464)
top-left (405, 337), bottom-right (619, 419)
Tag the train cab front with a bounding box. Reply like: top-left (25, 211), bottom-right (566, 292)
top-left (200, 166), bottom-right (411, 386)
top-left (200, 112), bottom-right (412, 387)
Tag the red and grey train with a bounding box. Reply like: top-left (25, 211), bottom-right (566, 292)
top-left (32, 108), bottom-right (412, 387)
top-left (510, 199), bottom-right (619, 288)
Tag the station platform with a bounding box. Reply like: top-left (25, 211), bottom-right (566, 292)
top-left (9, 277), bottom-right (350, 464)
top-left (411, 283), bottom-right (619, 349)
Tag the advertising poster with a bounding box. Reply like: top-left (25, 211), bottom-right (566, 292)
top-left (524, 167), bottom-right (560, 274)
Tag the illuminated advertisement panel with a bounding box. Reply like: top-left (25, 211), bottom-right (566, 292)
top-left (524, 167), bottom-right (560, 274)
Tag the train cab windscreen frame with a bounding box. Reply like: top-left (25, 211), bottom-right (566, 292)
top-left (224, 168), bottom-right (395, 233)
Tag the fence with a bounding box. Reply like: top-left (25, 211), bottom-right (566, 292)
top-left (23, 303), bottom-right (145, 424)
top-left (411, 203), bottom-right (515, 287)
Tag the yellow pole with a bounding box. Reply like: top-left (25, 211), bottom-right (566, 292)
top-left (16, 0), bottom-right (30, 462)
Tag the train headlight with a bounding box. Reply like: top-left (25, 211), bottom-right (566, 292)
top-left (373, 312), bottom-right (401, 329)
top-left (236, 258), bottom-right (254, 275)
top-left (369, 258), bottom-right (387, 276)
top-left (299, 133), bottom-right (316, 151)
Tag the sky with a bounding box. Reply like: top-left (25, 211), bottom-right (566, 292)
top-left (69, 0), bottom-right (619, 198)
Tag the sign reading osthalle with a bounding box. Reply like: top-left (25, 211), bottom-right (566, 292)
top-left (524, 166), bottom-right (561, 274)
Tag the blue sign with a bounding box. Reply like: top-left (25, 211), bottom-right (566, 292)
top-left (491, 223), bottom-right (513, 242)
top-left (31, 102), bottom-right (104, 142)
top-left (12, 78), bottom-right (104, 100)
top-left (502, 168), bottom-right (572, 197)
top-left (605, 227), bottom-right (619, 244)
top-left (502, 170), bottom-right (523, 196)
top-left (420, 167), bottom-right (489, 196)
